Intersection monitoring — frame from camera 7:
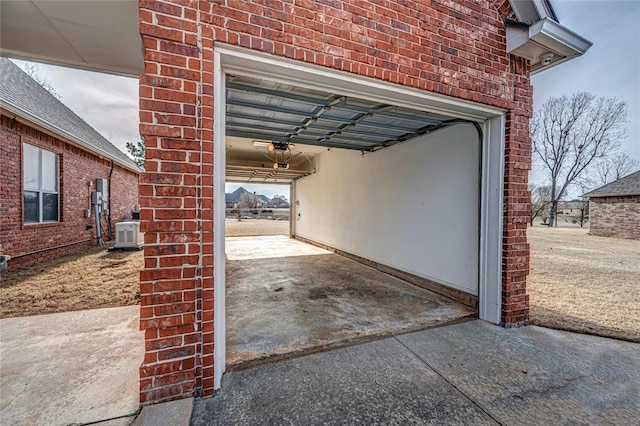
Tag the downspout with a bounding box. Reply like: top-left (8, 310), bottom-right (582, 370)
top-left (95, 201), bottom-right (102, 245)
top-left (108, 160), bottom-right (114, 238)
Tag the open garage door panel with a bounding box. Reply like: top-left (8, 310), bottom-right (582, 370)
top-left (224, 75), bottom-right (480, 298)
top-left (225, 76), bottom-right (459, 183)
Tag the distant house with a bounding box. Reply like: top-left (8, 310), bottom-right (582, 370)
top-left (0, 59), bottom-right (141, 270)
top-left (266, 196), bottom-right (290, 209)
top-left (557, 200), bottom-right (587, 214)
top-left (583, 170), bottom-right (640, 240)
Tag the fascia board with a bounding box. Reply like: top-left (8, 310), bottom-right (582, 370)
top-left (529, 19), bottom-right (593, 56)
top-left (0, 104), bottom-right (141, 174)
top-left (584, 192), bottom-right (640, 199)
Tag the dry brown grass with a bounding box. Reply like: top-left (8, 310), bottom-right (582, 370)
top-left (0, 246), bottom-right (143, 318)
top-left (0, 220), bottom-right (290, 318)
top-left (225, 218), bottom-right (289, 237)
top-left (528, 226), bottom-right (640, 342)
top-left (6, 219), bottom-right (636, 344)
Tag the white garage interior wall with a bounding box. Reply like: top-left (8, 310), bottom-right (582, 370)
top-left (293, 123), bottom-right (479, 295)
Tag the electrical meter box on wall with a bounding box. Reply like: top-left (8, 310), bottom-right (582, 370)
top-left (96, 178), bottom-right (108, 195)
top-left (114, 221), bottom-right (143, 249)
top-left (96, 178), bottom-right (109, 213)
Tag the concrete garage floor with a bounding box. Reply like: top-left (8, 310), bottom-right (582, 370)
top-left (225, 236), bottom-right (476, 368)
top-left (193, 320), bottom-right (640, 425)
top-left (0, 306), bottom-right (144, 426)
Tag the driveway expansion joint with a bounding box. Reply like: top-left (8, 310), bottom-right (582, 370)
top-left (392, 335), bottom-right (505, 426)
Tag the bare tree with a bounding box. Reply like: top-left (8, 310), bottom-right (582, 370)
top-left (577, 198), bottom-right (589, 228)
top-left (529, 184), bottom-right (552, 226)
top-left (237, 192), bottom-right (259, 221)
top-left (21, 63), bottom-right (62, 99)
top-left (531, 92), bottom-right (627, 227)
top-left (570, 180), bottom-right (592, 228)
top-left (594, 153), bottom-right (639, 186)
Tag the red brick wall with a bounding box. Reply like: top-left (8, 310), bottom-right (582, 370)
top-left (501, 56), bottom-right (532, 327)
top-left (138, 0), bottom-right (532, 403)
top-left (589, 196), bottom-right (640, 240)
top-left (0, 116), bottom-right (140, 270)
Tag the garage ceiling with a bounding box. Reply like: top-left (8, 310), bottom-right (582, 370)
top-left (225, 76), bottom-right (460, 183)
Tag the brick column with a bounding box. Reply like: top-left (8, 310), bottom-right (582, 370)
top-left (501, 56), bottom-right (532, 326)
top-left (138, 0), bottom-right (215, 403)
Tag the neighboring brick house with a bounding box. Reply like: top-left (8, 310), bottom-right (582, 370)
top-left (0, 59), bottom-right (141, 270)
top-left (583, 170), bottom-right (640, 240)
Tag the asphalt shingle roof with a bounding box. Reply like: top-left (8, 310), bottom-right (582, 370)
top-left (583, 170), bottom-right (640, 198)
top-left (0, 58), bottom-right (140, 172)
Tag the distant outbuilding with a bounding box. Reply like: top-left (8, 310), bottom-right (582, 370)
top-left (583, 170), bottom-right (640, 240)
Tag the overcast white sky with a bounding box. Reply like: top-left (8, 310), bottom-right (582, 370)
top-left (12, 0), bottom-right (639, 194)
top-left (12, 58), bottom-right (139, 153)
top-left (225, 183), bottom-right (291, 199)
top-left (530, 0), bottom-right (640, 184)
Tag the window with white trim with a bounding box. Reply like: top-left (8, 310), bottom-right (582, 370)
top-left (23, 143), bottom-right (59, 223)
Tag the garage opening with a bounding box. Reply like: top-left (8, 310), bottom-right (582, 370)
top-left (222, 75), bottom-right (482, 369)
top-left (212, 45), bottom-right (506, 386)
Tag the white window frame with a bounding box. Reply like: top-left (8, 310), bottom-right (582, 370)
top-left (23, 143), bottom-right (60, 224)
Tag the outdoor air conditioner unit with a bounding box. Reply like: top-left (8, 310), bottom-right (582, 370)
top-left (114, 221), bottom-right (143, 249)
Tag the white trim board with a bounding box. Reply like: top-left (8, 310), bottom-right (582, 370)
top-left (213, 50), bottom-right (227, 390)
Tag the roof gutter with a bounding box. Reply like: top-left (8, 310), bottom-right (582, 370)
top-left (583, 192), bottom-right (640, 199)
top-left (1, 104), bottom-right (141, 174)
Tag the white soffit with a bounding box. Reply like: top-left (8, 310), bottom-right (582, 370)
top-left (0, 0), bottom-right (143, 77)
top-left (508, 0), bottom-right (557, 25)
top-left (507, 18), bottom-right (592, 75)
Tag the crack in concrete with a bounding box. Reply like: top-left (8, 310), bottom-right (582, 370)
top-left (0, 382), bottom-right (28, 412)
top-left (512, 375), bottom-right (587, 399)
top-left (72, 407), bottom-right (141, 426)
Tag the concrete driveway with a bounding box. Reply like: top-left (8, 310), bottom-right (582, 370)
top-left (0, 306), bottom-right (143, 426)
top-left (193, 320), bottom-right (640, 425)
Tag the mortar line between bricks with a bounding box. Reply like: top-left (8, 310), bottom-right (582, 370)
top-left (392, 335), bottom-right (504, 426)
